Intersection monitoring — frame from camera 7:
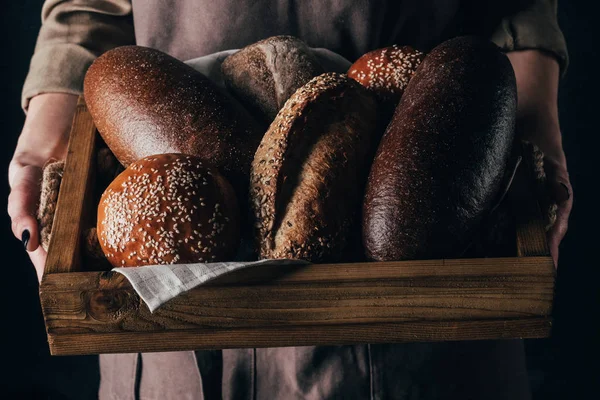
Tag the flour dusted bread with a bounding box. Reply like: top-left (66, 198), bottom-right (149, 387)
top-left (362, 36), bottom-right (517, 261)
top-left (97, 154), bottom-right (239, 267)
top-left (251, 73), bottom-right (378, 262)
top-left (221, 36), bottom-right (325, 123)
top-left (83, 46), bottom-right (264, 196)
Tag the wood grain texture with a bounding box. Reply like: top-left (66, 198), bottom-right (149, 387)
top-left (511, 144), bottom-right (551, 257)
top-left (47, 318), bottom-right (552, 355)
top-left (40, 257), bottom-right (554, 354)
top-left (44, 96), bottom-right (97, 274)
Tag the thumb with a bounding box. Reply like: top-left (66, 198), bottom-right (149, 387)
top-left (8, 165), bottom-right (43, 252)
top-left (542, 157), bottom-right (572, 268)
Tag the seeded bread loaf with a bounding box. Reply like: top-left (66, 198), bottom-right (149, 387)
top-left (250, 73), bottom-right (378, 262)
top-left (348, 45), bottom-right (425, 106)
top-left (221, 36), bottom-right (325, 124)
top-left (97, 154), bottom-right (239, 267)
top-left (84, 45), bottom-right (265, 197)
top-left (362, 36), bottom-right (517, 261)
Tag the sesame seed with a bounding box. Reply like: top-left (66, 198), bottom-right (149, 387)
top-left (98, 154), bottom-right (233, 267)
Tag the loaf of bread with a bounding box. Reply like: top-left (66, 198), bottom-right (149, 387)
top-left (251, 73), bottom-right (378, 262)
top-left (97, 154), bottom-right (240, 267)
top-left (348, 45), bottom-right (424, 106)
top-left (362, 36), bottom-right (517, 261)
top-left (83, 45), bottom-right (265, 196)
top-left (221, 36), bottom-right (325, 124)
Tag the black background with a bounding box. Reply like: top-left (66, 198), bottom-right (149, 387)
top-left (1, 1), bottom-right (597, 399)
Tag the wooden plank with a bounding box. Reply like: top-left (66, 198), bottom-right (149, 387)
top-left (511, 144), bottom-right (550, 257)
top-left (44, 96), bottom-right (97, 274)
top-left (41, 256), bottom-right (556, 287)
top-left (40, 257), bottom-right (554, 340)
top-left (47, 318), bottom-right (552, 356)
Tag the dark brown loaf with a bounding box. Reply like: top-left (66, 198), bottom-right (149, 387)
top-left (251, 73), bottom-right (378, 262)
top-left (83, 45), bottom-right (265, 196)
top-left (362, 36), bottom-right (517, 261)
top-left (221, 36), bottom-right (325, 124)
top-left (97, 154), bottom-right (240, 267)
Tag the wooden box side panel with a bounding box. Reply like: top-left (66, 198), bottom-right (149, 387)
top-left (41, 257), bottom-right (556, 334)
top-left (45, 97), bottom-right (97, 274)
top-left (40, 256), bottom-right (555, 354)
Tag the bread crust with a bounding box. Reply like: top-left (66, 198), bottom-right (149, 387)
top-left (348, 45), bottom-right (425, 105)
top-left (84, 46), bottom-right (264, 196)
top-left (251, 73), bottom-right (378, 262)
top-left (97, 154), bottom-right (240, 267)
top-left (222, 36), bottom-right (324, 123)
top-left (363, 36), bottom-right (517, 261)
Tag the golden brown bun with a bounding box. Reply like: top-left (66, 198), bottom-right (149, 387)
top-left (250, 73), bottom-right (378, 262)
top-left (83, 45), bottom-right (265, 197)
top-left (348, 45), bottom-right (424, 106)
top-left (97, 154), bottom-right (240, 267)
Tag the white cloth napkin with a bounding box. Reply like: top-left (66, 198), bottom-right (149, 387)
top-left (111, 47), bottom-right (343, 312)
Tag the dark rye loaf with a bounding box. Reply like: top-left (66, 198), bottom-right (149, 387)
top-left (251, 73), bottom-right (378, 262)
top-left (83, 46), bottom-right (265, 197)
top-left (221, 36), bottom-right (325, 124)
top-left (363, 36), bottom-right (517, 261)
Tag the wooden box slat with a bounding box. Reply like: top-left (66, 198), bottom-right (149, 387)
top-left (47, 318), bottom-right (552, 356)
top-left (40, 97), bottom-right (555, 355)
top-left (40, 257), bottom-right (554, 332)
top-left (45, 97), bottom-right (97, 274)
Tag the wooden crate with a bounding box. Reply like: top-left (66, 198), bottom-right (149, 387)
top-left (39, 97), bottom-right (555, 356)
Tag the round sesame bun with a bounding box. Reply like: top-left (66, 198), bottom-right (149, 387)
top-left (97, 154), bottom-right (240, 267)
top-left (348, 45), bottom-right (425, 105)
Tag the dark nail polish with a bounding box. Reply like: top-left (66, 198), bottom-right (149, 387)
top-left (22, 230), bottom-right (30, 251)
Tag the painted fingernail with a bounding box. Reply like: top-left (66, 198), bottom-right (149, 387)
top-left (22, 230), bottom-right (30, 251)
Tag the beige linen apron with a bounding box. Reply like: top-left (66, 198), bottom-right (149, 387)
top-left (101, 1), bottom-right (532, 398)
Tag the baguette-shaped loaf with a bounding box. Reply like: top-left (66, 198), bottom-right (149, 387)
top-left (363, 36), bottom-right (517, 261)
top-left (251, 73), bottom-right (378, 262)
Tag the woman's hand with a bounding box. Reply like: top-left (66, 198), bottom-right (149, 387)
top-left (507, 50), bottom-right (572, 267)
top-left (8, 93), bottom-right (78, 281)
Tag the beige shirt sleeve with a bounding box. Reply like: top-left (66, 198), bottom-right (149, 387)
top-left (21, 0), bottom-right (135, 111)
top-left (23, 0), bottom-right (568, 111)
top-left (491, 0), bottom-right (568, 75)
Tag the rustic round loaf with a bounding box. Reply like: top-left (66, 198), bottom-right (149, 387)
top-left (83, 45), bottom-right (265, 196)
top-left (97, 154), bottom-right (240, 267)
top-left (362, 36), bottom-right (517, 261)
top-left (348, 45), bottom-right (425, 105)
top-left (221, 35), bottom-right (325, 124)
